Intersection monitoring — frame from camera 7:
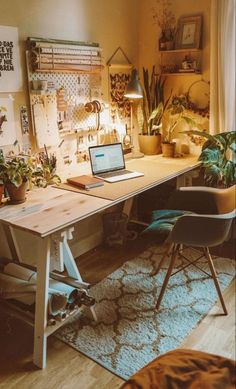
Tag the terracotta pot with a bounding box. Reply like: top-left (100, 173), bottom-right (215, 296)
top-left (0, 184), bottom-right (4, 204)
top-left (162, 142), bottom-right (176, 158)
top-left (5, 181), bottom-right (28, 204)
top-left (138, 134), bottom-right (162, 155)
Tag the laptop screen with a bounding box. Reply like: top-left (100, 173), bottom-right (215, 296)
top-left (89, 143), bottom-right (125, 175)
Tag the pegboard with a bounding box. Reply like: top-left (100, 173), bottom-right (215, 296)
top-left (26, 44), bottom-right (103, 146)
top-left (28, 64), bottom-right (102, 130)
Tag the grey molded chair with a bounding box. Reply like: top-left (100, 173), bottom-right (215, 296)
top-left (148, 185), bottom-right (236, 315)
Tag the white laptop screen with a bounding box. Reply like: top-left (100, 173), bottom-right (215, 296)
top-left (89, 143), bottom-right (125, 175)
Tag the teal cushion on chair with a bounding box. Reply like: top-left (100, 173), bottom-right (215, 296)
top-left (142, 209), bottom-right (193, 242)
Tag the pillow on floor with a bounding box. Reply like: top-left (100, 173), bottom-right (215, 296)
top-left (120, 349), bottom-right (236, 389)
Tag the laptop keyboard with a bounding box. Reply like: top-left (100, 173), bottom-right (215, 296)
top-left (98, 169), bottom-right (132, 178)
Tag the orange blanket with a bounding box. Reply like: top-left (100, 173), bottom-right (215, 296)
top-left (120, 349), bottom-right (236, 389)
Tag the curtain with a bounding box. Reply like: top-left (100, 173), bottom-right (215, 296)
top-left (210, 0), bottom-right (235, 134)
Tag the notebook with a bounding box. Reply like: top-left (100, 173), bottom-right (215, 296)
top-left (88, 143), bottom-right (144, 183)
top-left (67, 175), bottom-right (104, 189)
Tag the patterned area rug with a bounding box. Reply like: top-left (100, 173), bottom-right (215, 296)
top-left (55, 245), bottom-right (235, 379)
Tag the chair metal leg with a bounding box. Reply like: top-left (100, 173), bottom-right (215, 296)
top-left (150, 243), bottom-right (174, 277)
top-left (156, 244), bottom-right (179, 309)
top-left (204, 247), bottom-right (228, 315)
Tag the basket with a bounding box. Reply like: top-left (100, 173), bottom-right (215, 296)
top-left (102, 211), bottom-right (128, 246)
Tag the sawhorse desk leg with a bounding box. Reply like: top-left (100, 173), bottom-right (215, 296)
top-left (33, 237), bottom-right (50, 369)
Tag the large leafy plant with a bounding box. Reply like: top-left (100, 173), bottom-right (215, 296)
top-left (185, 130), bottom-right (236, 187)
top-left (0, 157), bottom-right (34, 187)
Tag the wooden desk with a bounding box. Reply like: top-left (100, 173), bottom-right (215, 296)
top-left (0, 155), bottom-right (200, 368)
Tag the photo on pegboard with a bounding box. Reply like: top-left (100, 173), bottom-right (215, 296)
top-left (20, 105), bottom-right (29, 134)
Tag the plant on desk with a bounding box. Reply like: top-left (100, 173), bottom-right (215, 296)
top-left (161, 94), bottom-right (199, 157)
top-left (34, 149), bottom-right (61, 188)
top-left (0, 156), bottom-right (35, 204)
top-left (139, 66), bottom-right (169, 155)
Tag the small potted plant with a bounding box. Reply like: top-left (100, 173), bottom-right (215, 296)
top-left (138, 66), bottom-right (169, 155)
top-left (162, 94), bottom-right (190, 157)
top-left (34, 149), bottom-right (61, 188)
top-left (0, 156), bottom-right (34, 204)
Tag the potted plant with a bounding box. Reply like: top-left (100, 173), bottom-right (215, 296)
top-left (161, 94), bottom-right (191, 157)
top-left (183, 130), bottom-right (236, 187)
top-left (0, 156), bottom-right (34, 204)
top-left (152, 0), bottom-right (176, 51)
top-left (33, 150), bottom-right (61, 188)
top-left (138, 66), bottom-right (169, 155)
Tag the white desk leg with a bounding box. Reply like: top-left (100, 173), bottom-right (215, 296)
top-left (33, 236), bottom-right (50, 369)
top-left (61, 229), bottom-right (83, 282)
top-left (61, 228), bottom-right (97, 322)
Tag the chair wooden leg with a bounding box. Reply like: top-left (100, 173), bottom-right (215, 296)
top-left (204, 247), bottom-right (228, 315)
top-left (156, 244), bottom-right (179, 309)
top-left (150, 243), bottom-right (174, 277)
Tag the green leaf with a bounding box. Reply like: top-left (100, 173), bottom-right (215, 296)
top-left (199, 148), bottom-right (221, 165)
top-left (148, 103), bottom-right (163, 123)
top-left (222, 161), bottom-right (236, 187)
top-left (204, 165), bottom-right (221, 187)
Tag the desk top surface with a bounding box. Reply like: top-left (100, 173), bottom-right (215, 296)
top-left (0, 155), bottom-right (200, 237)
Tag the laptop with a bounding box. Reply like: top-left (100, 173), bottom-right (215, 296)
top-left (88, 143), bottom-right (144, 183)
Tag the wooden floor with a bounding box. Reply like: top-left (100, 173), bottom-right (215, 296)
top-left (0, 236), bottom-right (235, 389)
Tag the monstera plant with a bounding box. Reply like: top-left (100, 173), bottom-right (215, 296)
top-left (185, 130), bottom-right (236, 187)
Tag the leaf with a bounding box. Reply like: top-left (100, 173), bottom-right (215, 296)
top-left (222, 161), bottom-right (236, 187)
top-left (199, 148), bottom-right (221, 165)
top-left (148, 103), bottom-right (163, 123)
top-left (229, 143), bottom-right (236, 152)
top-left (204, 165), bottom-right (221, 187)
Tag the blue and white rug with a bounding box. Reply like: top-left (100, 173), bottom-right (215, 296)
top-left (55, 245), bottom-right (235, 379)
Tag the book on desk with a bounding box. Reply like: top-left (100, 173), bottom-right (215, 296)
top-left (67, 175), bottom-right (104, 189)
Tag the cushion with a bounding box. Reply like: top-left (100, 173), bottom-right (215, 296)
top-left (120, 349), bottom-right (236, 389)
top-left (142, 210), bottom-right (193, 242)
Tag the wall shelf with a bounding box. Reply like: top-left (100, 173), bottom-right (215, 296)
top-left (162, 72), bottom-right (202, 76)
top-left (160, 48), bottom-right (201, 54)
top-left (160, 48), bottom-right (202, 76)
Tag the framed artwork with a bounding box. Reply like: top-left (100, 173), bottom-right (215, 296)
top-left (175, 15), bottom-right (202, 49)
top-left (0, 25), bottom-right (22, 91)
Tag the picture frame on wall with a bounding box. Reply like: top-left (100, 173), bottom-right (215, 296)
top-left (175, 15), bottom-right (202, 49)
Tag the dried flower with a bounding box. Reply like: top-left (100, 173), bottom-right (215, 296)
top-left (152, 0), bottom-right (176, 39)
